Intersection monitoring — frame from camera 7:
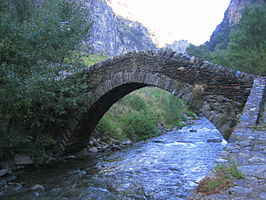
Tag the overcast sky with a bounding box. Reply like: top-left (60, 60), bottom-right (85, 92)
top-left (110, 0), bottom-right (231, 46)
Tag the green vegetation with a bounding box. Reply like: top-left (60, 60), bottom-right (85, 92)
top-left (187, 3), bottom-right (266, 76)
top-left (65, 51), bottom-right (108, 66)
top-left (197, 162), bottom-right (244, 194)
top-left (0, 0), bottom-right (91, 161)
top-left (254, 123), bottom-right (266, 131)
top-left (96, 87), bottom-right (193, 142)
top-left (0, 0), bottom-right (193, 161)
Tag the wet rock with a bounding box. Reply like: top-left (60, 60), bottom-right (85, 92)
top-left (69, 170), bottom-right (87, 176)
top-left (14, 154), bottom-right (33, 165)
top-left (112, 144), bottom-right (122, 150)
top-left (65, 155), bottom-right (76, 159)
top-left (0, 169), bottom-right (11, 177)
top-left (259, 192), bottom-right (266, 199)
top-left (247, 156), bottom-right (266, 163)
top-left (121, 140), bottom-right (133, 146)
top-left (151, 140), bottom-right (165, 144)
top-left (189, 129), bottom-right (197, 132)
top-left (89, 147), bottom-right (99, 153)
top-left (74, 150), bottom-right (91, 159)
top-left (207, 139), bottom-right (223, 143)
top-left (80, 187), bottom-right (111, 200)
top-left (31, 184), bottom-right (45, 191)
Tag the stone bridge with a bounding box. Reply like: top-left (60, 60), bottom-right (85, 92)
top-left (59, 49), bottom-right (256, 154)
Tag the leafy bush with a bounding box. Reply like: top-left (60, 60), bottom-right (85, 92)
top-left (0, 0), bottom-right (91, 160)
top-left (121, 110), bottom-right (158, 142)
top-left (96, 87), bottom-right (193, 142)
top-left (122, 95), bottom-right (147, 111)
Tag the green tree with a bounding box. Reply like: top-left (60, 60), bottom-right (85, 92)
top-left (0, 0), bottom-right (91, 160)
top-left (187, 4), bottom-right (266, 76)
top-left (186, 44), bottom-right (212, 61)
top-left (226, 5), bottom-right (266, 75)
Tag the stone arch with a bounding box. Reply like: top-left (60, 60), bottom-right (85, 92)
top-left (59, 50), bottom-right (255, 154)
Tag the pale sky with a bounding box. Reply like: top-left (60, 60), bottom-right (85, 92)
top-left (109, 0), bottom-right (231, 46)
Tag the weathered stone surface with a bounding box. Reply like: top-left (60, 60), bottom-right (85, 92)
top-left (189, 77), bottom-right (266, 200)
top-left (84, 0), bottom-right (156, 56)
top-left (59, 49), bottom-right (256, 155)
top-left (229, 186), bottom-right (253, 196)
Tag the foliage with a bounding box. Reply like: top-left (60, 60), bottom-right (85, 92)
top-left (96, 87), bottom-right (192, 142)
top-left (214, 163), bottom-right (244, 179)
top-left (0, 0), bottom-right (91, 160)
top-left (186, 44), bottom-right (212, 61)
top-left (226, 5), bottom-right (266, 75)
top-left (65, 52), bottom-right (108, 66)
top-left (197, 163), bottom-right (244, 194)
top-left (186, 4), bottom-right (266, 76)
top-left (82, 54), bottom-right (108, 66)
top-left (121, 110), bottom-right (158, 142)
top-left (163, 94), bottom-right (188, 126)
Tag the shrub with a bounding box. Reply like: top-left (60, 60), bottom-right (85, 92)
top-left (121, 110), bottom-right (159, 142)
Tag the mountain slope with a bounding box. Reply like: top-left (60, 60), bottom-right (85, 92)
top-left (207, 0), bottom-right (264, 50)
top-left (84, 0), bottom-right (156, 56)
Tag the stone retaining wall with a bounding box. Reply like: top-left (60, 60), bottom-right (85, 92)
top-left (189, 77), bottom-right (266, 200)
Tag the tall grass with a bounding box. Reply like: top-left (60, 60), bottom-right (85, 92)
top-left (96, 87), bottom-right (192, 142)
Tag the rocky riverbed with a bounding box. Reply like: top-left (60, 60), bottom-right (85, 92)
top-left (0, 117), bottom-right (227, 199)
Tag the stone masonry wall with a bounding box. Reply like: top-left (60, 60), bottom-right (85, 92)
top-left (189, 77), bottom-right (266, 200)
top-left (59, 49), bottom-right (255, 154)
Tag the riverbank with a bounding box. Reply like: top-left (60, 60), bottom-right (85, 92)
top-left (0, 117), bottom-right (226, 199)
top-left (0, 118), bottom-right (192, 197)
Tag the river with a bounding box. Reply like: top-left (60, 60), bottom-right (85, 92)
top-left (1, 117), bottom-right (226, 200)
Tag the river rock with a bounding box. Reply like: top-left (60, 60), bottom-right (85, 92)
top-left (80, 187), bottom-right (111, 200)
top-left (207, 139), bottom-right (223, 143)
top-left (121, 140), bottom-right (133, 146)
top-left (31, 184), bottom-right (45, 191)
top-left (14, 154), bottom-right (33, 165)
top-left (89, 147), bottom-right (99, 153)
top-left (0, 169), bottom-right (11, 177)
top-left (74, 149), bottom-right (91, 159)
top-left (259, 192), bottom-right (266, 199)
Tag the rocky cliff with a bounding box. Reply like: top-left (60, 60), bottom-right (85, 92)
top-left (164, 40), bottom-right (190, 53)
top-left (207, 0), bottom-right (264, 50)
top-left (84, 0), bottom-right (156, 56)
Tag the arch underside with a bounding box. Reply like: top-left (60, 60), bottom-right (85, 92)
top-left (59, 50), bottom-right (254, 154)
top-left (62, 75), bottom-right (242, 154)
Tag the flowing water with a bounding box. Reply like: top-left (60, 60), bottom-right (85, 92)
top-left (1, 117), bottom-right (226, 200)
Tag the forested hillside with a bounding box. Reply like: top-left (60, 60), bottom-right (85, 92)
top-left (187, 0), bottom-right (266, 76)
